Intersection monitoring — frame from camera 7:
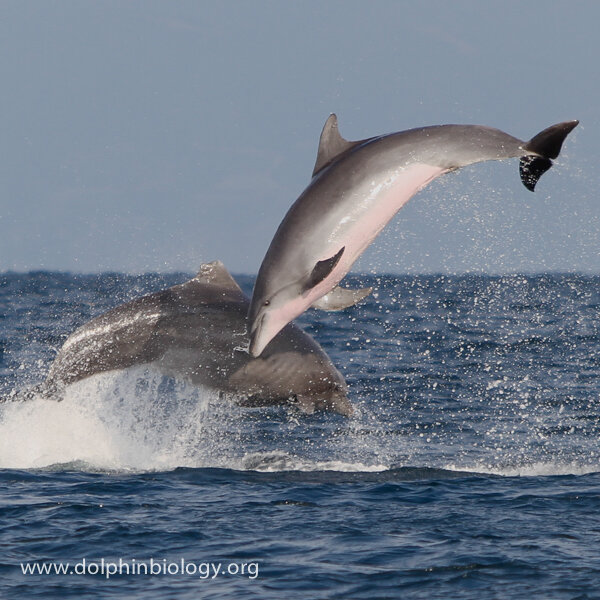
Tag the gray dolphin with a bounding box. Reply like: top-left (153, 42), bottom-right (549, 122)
top-left (248, 115), bottom-right (579, 357)
top-left (11, 261), bottom-right (351, 415)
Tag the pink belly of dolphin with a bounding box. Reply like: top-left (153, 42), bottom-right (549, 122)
top-left (304, 163), bottom-right (447, 308)
top-left (252, 163), bottom-right (447, 356)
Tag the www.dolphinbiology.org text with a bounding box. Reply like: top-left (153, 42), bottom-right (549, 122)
top-left (21, 558), bottom-right (259, 580)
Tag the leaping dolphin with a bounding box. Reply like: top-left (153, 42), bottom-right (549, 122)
top-left (248, 115), bottom-right (579, 357)
top-left (9, 261), bottom-right (351, 416)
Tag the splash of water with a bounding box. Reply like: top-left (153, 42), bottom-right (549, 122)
top-left (0, 367), bottom-right (389, 473)
top-left (1, 365), bottom-right (598, 477)
top-left (0, 368), bottom-right (244, 472)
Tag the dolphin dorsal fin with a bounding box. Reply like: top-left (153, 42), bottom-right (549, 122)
top-left (184, 261), bottom-right (247, 303)
top-left (195, 261), bottom-right (244, 292)
top-left (312, 114), bottom-right (362, 177)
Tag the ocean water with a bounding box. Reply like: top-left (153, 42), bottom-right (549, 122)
top-left (1, 271), bottom-right (600, 599)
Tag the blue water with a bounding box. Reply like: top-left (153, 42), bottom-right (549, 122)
top-left (2, 272), bottom-right (600, 599)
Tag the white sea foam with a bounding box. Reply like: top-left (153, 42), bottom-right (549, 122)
top-left (0, 368), bottom-right (231, 472)
top-left (445, 461), bottom-right (600, 477)
top-left (0, 369), bottom-right (390, 474)
top-left (240, 451), bottom-right (387, 473)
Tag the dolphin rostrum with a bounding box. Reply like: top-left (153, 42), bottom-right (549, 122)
top-left (11, 262), bottom-right (351, 416)
top-left (248, 115), bottom-right (579, 357)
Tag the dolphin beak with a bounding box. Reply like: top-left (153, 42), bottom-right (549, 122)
top-left (248, 313), bottom-right (266, 358)
top-left (249, 309), bottom-right (288, 358)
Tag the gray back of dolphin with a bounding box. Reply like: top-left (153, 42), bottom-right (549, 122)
top-left (17, 262), bottom-right (351, 416)
top-left (247, 115), bottom-right (579, 357)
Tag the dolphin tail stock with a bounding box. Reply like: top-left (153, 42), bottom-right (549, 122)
top-left (519, 120), bottom-right (579, 191)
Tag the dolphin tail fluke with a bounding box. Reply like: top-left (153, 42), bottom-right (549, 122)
top-left (519, 120), bottom-right (579, 191)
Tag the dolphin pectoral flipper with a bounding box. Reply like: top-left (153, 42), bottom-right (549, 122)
top-left (311, 285), bottom-right (372, 311)
top-left (519, 120), bottom-right (579, 191)
top-left (304, 247), bottom-right (345, 291)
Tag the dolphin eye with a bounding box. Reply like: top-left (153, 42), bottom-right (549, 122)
top-left (264, 300), bottom-right (270, 306)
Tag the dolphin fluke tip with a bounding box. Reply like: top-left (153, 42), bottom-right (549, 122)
top-left (519, 156), bottom-right (552, 191)
top-left (519, 120), bottom-right (579, 191)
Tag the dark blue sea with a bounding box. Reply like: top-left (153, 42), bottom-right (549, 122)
top-left (1, 272), bottom-right (600, 599)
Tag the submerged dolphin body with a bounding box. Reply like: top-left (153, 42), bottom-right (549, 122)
top-left (248, 116), bottom-right (579, 357)
top-left (12, 262), bottom-right (351, 415)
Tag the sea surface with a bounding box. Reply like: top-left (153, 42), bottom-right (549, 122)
top-left (1, 272), bottom-right (600, 599)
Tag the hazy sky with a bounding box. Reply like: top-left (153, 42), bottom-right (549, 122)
top-left (1, 1), bottom-right (598, 274)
